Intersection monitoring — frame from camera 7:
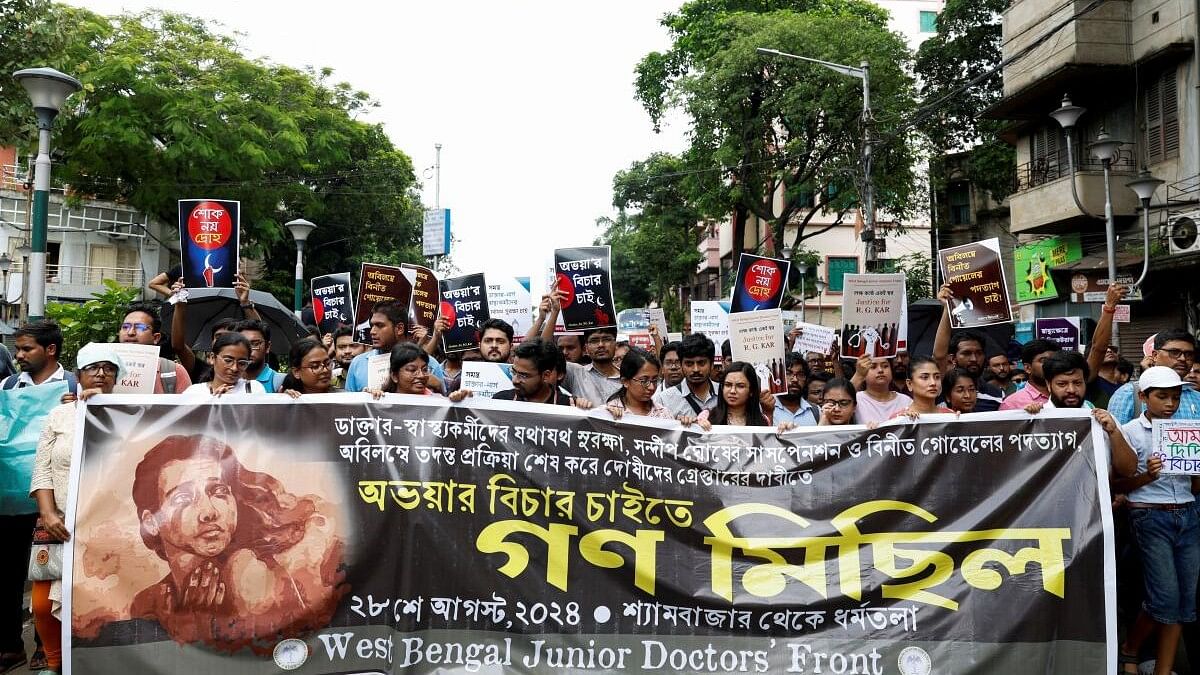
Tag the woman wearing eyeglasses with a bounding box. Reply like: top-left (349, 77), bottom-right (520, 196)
top-left (180, 333), bottom-right (265, 396)
top-left (280, 338), bottom-right (340, 397)
top-left (368, 343), bottom-right (472, 401)
top-left (605, 348), bottom-right (675, 420)
top-left (29, 343), bottom-right (126, 675)
top-left (816, 378), bottom-right (859, 426)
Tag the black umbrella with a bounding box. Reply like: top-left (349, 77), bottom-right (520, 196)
top-left (160, 288), bottom-right (308, 355)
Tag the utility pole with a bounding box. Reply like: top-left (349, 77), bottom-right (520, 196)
top-left (434, 143), bottom-right (442, 210)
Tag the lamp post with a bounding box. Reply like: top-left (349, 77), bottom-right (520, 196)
top-left (1126, 169), bottom-right (1165, 289)
top-left (15, 242), bottom-right (31, 324)
top-left (13, 67), bottom-right (82, 322)
top-left (757, 48), bottom-right (876, 265)
top-left (0, 253), bottom-right (10, 324)
top-left (1087, 128), bottom-right (1126, 284)
top-left (285, 218), bottom-right (317, 316)
top-left (797, 261), bottom-right (809, 323)
top-left (815, 278), bottom-right (828, 325)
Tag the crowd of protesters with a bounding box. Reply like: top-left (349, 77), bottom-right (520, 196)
top-left (0, 270), bottom-right (1197, 674)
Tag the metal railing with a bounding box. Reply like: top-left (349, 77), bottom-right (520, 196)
top-left (1013, 145), bottom-right (1137, 193)
top-left (8, 261), bottom-right (143, 287)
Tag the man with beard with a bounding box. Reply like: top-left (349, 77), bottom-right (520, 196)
top-left (1109, 329), bottom-right (1200, 424)
top-left (987, 353), bottom-right (1019, 396)
top-left (235, 320), bottom-right (282, 393)
top-left (659, 342), bottom-right (684, 388)
top-left (559, 327), bottom-right (622, 406)
top-left (493, 338), bottom-right (590, 408)
top-left (654, 333), bottom-right (720, 418)
top-left (999, 339), bottom-right (1061, 411)
top-left (330, 325), bottom-right (364, 389)
top-left (935, 330), bottom-right (1005, 412)
top-left (772, 352), bottom-right (817, 426)
top-left (117, 302), bottom-right (191, 393)
top-left (478, 318), bottom-right (515, 363)
top-left (892, 350), bottom-right (911, 396)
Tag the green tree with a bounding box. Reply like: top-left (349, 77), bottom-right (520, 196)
top-left (892, 251), bottom-right (933, 304)
top-left (8, 6), bottom-right (426, 304)
top-left (0, 0), bottom-right (72, 140)
top-left (597, 153), bottom-right (704, 328)
top-left (45, 279), bottom-right (139, 369)
top-left (635, 1), bottom-right (919, 256)
top-left (913, 0), bottom-right (1014, 202)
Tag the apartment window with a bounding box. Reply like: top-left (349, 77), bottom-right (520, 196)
top-left (919, 11), bottom-right (937, 33)
top-left (1145, 66), bottom-right (1180, 164)
top-left (827, 256), bottom-right (859, 293)
top-left (948, 182), bottom-right (971, 225)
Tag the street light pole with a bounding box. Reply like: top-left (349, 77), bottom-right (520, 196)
top-left (815, 278), bottom-right (828, 325)
top-left (285, 218), bottom-right (317, 317)
top-left (13, 67), bottom-right (81, 322)
top-left (757, 49), bottom-right (875, 265)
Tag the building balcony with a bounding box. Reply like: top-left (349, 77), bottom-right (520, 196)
top-left (1009, 148), bottom-right (1139, 234)
top-left (6, 262), bottom-right (144, 302)
top-left (1002, 0), bottom-right (1131, 100)
top-left (696, 233), bottom-right (721, 273)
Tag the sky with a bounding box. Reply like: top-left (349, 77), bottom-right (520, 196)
top-left (68, 0), bottom-right (690, 288)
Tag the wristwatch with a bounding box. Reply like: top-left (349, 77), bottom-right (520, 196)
top-left (241, 302), bottom-right (256, 310)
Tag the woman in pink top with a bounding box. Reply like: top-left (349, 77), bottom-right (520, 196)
top-left (852, 355), bottom-right (913, 424)
top-left (890, 356), bottom-right (955, 420)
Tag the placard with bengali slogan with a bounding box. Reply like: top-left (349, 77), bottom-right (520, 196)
top-left (730, 253), bottom-right (791, 313)
top-left (402, 263), bottom-right (441, 333)
top-left (938, 238), bottom-right (1014, 328)
top-left (461, 361), bottom-right (514, 399)
top-left (554, 247), bottom-right (616, 331)
top-left (727, 308), bottom-right (787, 394)
top-left (354, 263), bottom-right (412, 344)
top-left (689, 301), bottom-right (730, 347)
top-left (486, 276), bottom-right (533, 340)
top-left (109, 343), bottom-right (160, 394)
top-left (1155, 418), bottom-right (1200, 475)
top-left (840, 273), bottom-right (905, 359)
top-left (65, 400), bottom-right (1116, 673)
top-left (310, 273), bottom-right (356, 336)
top-left (178, 199), bottom-right (239, 288)
top-left (439, 273), bottom-right (490, 353)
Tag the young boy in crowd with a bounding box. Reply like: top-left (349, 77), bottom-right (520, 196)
top-left (1117, 366), bottom-right (1196, 675)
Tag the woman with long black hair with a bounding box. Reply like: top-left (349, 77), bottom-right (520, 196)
top-left (280, 337), bottom-right (341, 396)
top-left (698, 361), bottom-right (770, 427)
top-left (605, 347), bottom-right (675, 420)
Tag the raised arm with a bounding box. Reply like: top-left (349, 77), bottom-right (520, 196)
top-left (148, 271), bottom-right (174, 298)
top-left (235, 273), bottom-right (262, 321)
top-left (1085, 283), bottom-right (1126, 383)
top-left (933, 283), bottom-right (954, 374)
top-left (528, 293), bottom-right (551, 341)
top-left (170, 279), bottom-right (196, 374)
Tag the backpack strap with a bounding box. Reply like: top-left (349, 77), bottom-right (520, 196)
top-left (1, 374), bottom-right (17, 390)
top-left (158, 357), bottom-right (177, 394)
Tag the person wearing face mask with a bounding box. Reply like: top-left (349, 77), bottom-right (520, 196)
top-left (29, 343), bottom-right (126, 675)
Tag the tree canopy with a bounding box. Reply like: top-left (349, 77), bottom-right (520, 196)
top-left (2, 4), bottom-right (426, 302)
top-left (634, 0), bottom-right (919, 258)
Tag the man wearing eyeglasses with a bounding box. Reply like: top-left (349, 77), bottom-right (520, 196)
top-left (557, 327), bottom-right (622, 406)
top-left (773, 352), bottom-right (818, 426)
top-left (118, 302), bottom-right (192, 394)
top-left (493, 338), bottom-right (590, 408)
top-left (235, 320), bottom-right (283, 393)
top-left (1108, 329), bottom-right (1200, 424)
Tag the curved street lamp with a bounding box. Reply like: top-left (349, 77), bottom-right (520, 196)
top-left (285, 218), bottom-right (317, 315)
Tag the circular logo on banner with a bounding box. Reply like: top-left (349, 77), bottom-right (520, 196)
top-left (555, 273), bottom-right (576, 308)
top-left (187, 200), bottom-right (233, 251)
top-left (1070, 273), bottom-right (1089, 294)
top-left (439, 301), bottom-right (457, 328)
top-left (743, 260), bottom-right (782, 302)
top-left (273, 638), bottom-right (308, 671)
top-left (897, 646), bottom-right (932, 675)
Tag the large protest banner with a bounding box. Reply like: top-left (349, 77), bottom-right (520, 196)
top-left (554, 246), bottom-right (615, 331)
top-left (938, 238), bottom-right (1014, 328)
top-left (310, 273), bottom-right (356, 335)
top-left (402, 263), bottom-right (440, 333)
top-left (65, 397), bottom-right (1114, 674)
top-left (178, 199), bottom-right (239, 288)
top-left (354, 263), bottom-right (412, 344)
top-left (439, 273), bottom-right (490, 353)
top-left (840, 273), bottom-right (905, 359)
top-left (730, 254), bottom-right (791, 313)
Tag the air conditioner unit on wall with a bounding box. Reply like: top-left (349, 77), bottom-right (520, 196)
top-left (1168, 210), bottom-right (1200, 255)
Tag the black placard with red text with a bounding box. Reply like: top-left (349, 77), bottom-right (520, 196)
top-left (554, 246), bottom-right (616, 331)
top-left (439, 273), bottom-right (490, 353)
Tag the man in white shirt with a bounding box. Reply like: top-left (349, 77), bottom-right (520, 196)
top-left (655, 333), bottom-right (720, 419)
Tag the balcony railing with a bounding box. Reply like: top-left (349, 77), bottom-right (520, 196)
top-left (1013, 145), bottom-right (1137, 194)
top-left (8, 261), bottom-right (144, 287)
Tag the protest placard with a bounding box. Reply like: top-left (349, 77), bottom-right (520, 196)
top-left (487, 276), bottom-right (533, 339)
top-left (354, 263), bottom-right (412, 344)
top-left (461, 361), bottom-right (513, 398)
top-left (1035, 317), bottom-right (1082, 353)
top-left (617, 309), bottom-right (648, 333)
top-left (728, 308), bottom-right (787, 394)
top-left (1068, 271), bottom-right (1144, 303)
top-left (402, 263), bottom-right (440, 332)
top-left (1014, 234), bottom-right (1082, 304)
top-left (938, 238), bottom-right (1014, 328)
top-left (667, 332), bottom-right (683, 343)
top-left (647, 308), bottom-right (669, 336)
top-left (1155, 419), bottom-right (1200, 475)
top-left (310, 272), bottom-right (355, 335)
top-left (730, 253), bottom-right (791, 313)
top-left (366, 352), bottom-right (390, 391)
top-left (690, 301), bottom-right (730, 347)
top-left (840, 273), bottom-right (905, 359)
top-left (554, 246), bottom-right (616, 331)
top-left (109, 343), bottom-right (159, 394)
top-left (1114, 304), bottom-right (1130, 323)
top-left (791, 321), bottom-right (837, 356)
top-left (178, 199), bottom-right (239, 288)
top-left (67, 401), bottom-right (1116, 674)
top-left (439, 273), bottom-right (490, 353)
